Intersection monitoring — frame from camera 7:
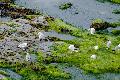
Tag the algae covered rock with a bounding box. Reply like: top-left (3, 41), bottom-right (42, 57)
top-left (59, 2), bottom-right (73, 10)
top-left (90, 19), bottom-right (115, 31)
top-left (111, 0), bottom-right (120, 4)
top-left (112, 30), bottom-right (120, 35)
top-left (112, 9), bottom-right (120, 14)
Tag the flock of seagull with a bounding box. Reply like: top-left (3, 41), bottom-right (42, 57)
top-left (18, 27), bottom-right (120, 61)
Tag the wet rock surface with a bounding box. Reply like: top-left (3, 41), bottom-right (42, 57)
top-left (0, 17), bottom-right (76, 63)
top-left (0, 2), bottom-right (36, 19)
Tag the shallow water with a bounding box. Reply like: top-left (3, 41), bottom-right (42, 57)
top-left (52, 63), bottom-right (120, 80)
top-left (15, 0), bottom-right (120, 28)
top-left (0, 68), bottom-right (22, 80)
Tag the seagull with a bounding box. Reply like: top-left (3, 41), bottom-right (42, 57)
top-left (38, 32), bottom-right (45, 40)
top-left (18, 43), bottom-right (27, 50)
top-left (26, 53), bottom-right (31, 62)
top-left (89, 28), bottom-right (95, 34)
top-left (68, 45), bottom-right (78, 52)
top-left (94, 45), bottom-right (98, 50)
top-left (115, 44), bottom-right (120, 51)
top-left (107, 40), bottom-right (111, 48)
top-left (33, 16), bottom-right (45, 24)
top-left (91, 54), bottom-right (97, 59)
top-left (38, 32), bottom-right (49, 42)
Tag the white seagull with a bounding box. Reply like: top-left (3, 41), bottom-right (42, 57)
top-left (18, 43), bottom-right (27, 50)
top-left (91, 54), bottom-right (97, 59)
top-left (38, 32), bottom-right (49, 42)
top-left (89, 28), bottom-right (95, 34)
top-left (26, 53), bottom-right (31, 61)
top-left (38, 32), bottom-right (45, 40)
top-left (94, 45), bottom-right (99, 50)
top-left (68, 45), bottom-right (78, 52)
top-left (107, 40), bottom-right (111, 48)
top-left (115, 44), bottom-right (120, 51)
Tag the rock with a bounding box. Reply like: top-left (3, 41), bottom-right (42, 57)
top-left (31, 16), bottom-right (49, 26)
top-left (0, 2), bottom-right (35, 18)
top-left (12, 18), bottom-right (29, 24)
top-left (90, 19), bottom-right (115, 31)
top-left (59, 2), bottom-right (73, 10)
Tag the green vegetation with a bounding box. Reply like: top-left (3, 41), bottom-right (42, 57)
top-left (112, 9), bottom-right (120, 14)
top-left (112, 0), bottom-right (120, 4)
top-left (112, 30), bottom-right (120, 35)
top-left (59, 2), bottom-right (73, 10)
top-left (0, 52), bottom-right (71, 80)
top-left (47, 18), bottom-right (120, 73)
top-left (90, 18), bottom-right (120, 31)
top-left (96, 0), bottom-right (120, 4)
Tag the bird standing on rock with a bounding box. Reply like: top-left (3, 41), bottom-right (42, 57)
top-left (38, 32), bottom-right (45, 40)
top-left (18, 43), bottom-right (27, 50)
top-left (114, 44), bottom-right (120, 51)
top-left (90, 28), bottom-right (95, 34)
top-left (107, 40), bottom-right (111, 48)
top-left (94, 45), bottom-right (98, 50)
top-left (38, 32), bottom-right (49, 42)
top-left (26, 53), bottom-right (31, 62)
top-left (68, 45), bottom-right (78, 52)
top-left (91, 54), bottom-right (97, 59)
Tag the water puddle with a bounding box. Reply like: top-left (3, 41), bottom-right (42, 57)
top-left (51, 63), bottom-right (120, 80)
top-left (0, 68), bottom-right (22, 80)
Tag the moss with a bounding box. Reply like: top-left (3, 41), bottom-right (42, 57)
top-left (48, 18), bottom-right (82, 37)
top-left (24, 15), bottom-right (40, 20)
top-left (111, 0), bottom-right (120, 4)
top-left (91, 18), bottom-right (120, 30)
top-left (112, 9), bottom-right (120, 14)
top-left (59, 2), bottom-right (73, 10)
top-left (0, 51), bottom-right (70, 80)
top-left (44, 64), bottom-right (71, 79)
top-left (96, 0), bottom-right (120, 4)
top-left (112, 30), bottom-right (120, 35)
top-left (0, 70), bottom-right (8, 76)
top-left (0, 0), bottom-right (11, 3)
top-left (47, 18), bottom-right (120, 73)
top-left (3, 22), bottom-right (20, 27)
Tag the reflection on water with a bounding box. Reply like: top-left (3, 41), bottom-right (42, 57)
top-left (15, 0), bottom-right (120, 28)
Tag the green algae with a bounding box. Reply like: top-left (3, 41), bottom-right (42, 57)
top-left (96, 0), bottom-right (120, 4)
top-left (59, 2), bottom-right (73, 10)
top-left (47, 18), bottom-right (120, 74)
top-left (112, 30), bottom-right (120, 35)
top-left (112, 9), bottom-right (120, 14)
top-left (91, 18), bottom-right (120, 31)
top-left (112, 0), bottom-right (120, 4)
